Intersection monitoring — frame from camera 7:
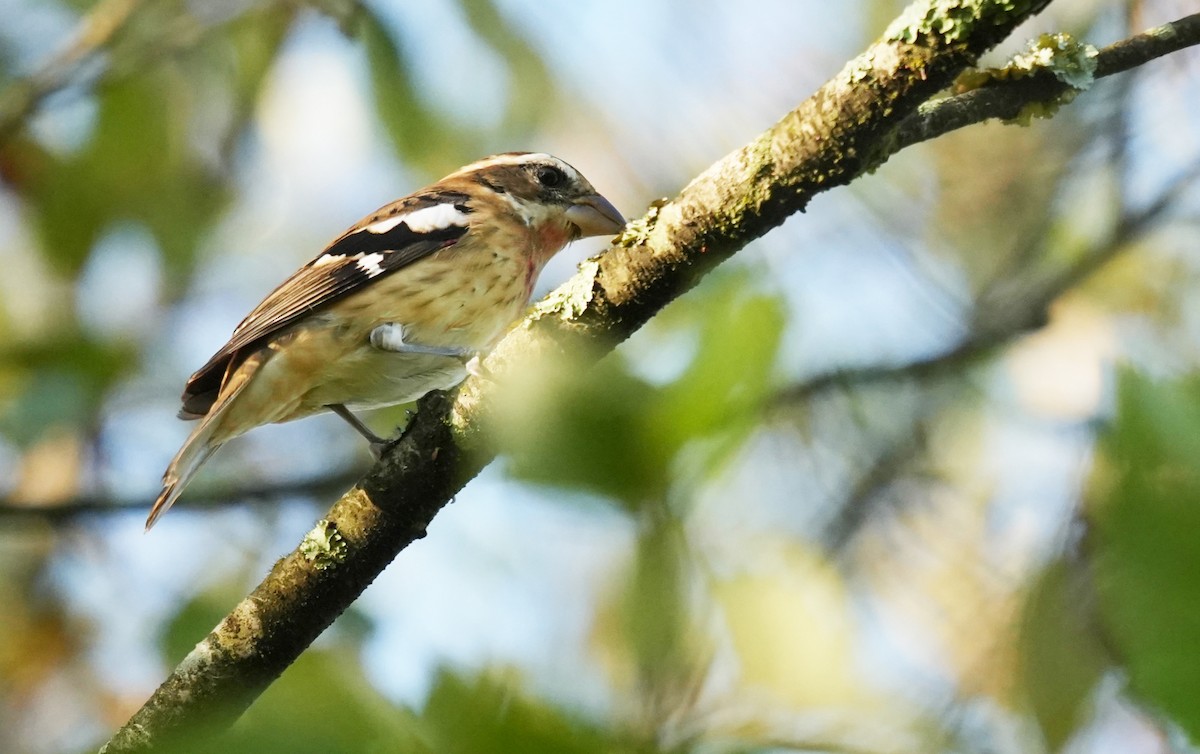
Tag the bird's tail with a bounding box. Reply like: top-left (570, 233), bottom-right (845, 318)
top-left (147, 427), bottom-right (222, 530)
top-left (146, 356), bottom-right (261, 530)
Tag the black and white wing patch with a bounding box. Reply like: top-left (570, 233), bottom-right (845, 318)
top-left (179, 196), bottom-right (472, 418)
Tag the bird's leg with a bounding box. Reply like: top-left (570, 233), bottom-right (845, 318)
top-left (327, 403), bottom-right (391, 459)
top-left (369, 322), bottom-right (478, 361)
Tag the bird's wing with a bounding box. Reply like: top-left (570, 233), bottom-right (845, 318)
top-left (179, 193), bottom-right (474, 417)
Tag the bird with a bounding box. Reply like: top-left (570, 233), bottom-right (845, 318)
top-left (147, 152), bottom-right (624, 529)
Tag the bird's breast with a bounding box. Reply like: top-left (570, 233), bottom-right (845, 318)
top-left (329, 244), bottom-right (532, 349)
top-left (273, 244), bottom-right (535, 419)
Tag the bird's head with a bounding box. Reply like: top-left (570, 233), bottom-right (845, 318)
top-left (445, 152), bottom-right (625, 258)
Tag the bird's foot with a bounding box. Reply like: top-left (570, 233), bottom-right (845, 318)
top-left (463, 353), bottom-right (485, 377)
top-left (369, 323), bottom-right (477, 361)
top-left (368, 437), bottom-right (395, 461)
top-left (329, 404), bottom-right (404, 459)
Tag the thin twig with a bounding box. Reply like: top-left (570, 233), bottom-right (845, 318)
top-left (0, 469), bottom-right (364, 523)
top-left (0, 0), bottom-right (143, 145)
top-left (0, 0), bottom-right (311, 148)
top-left (774, 158), bottom-right (1198, 407)
top-left (892, 14), bottom-right (1200, 151)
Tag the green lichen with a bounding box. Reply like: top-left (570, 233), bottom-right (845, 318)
top-left (1008, 32), bottom-right (1098, 88)
top-left (1146, 22), bottom-right (1179, 43)
top-left (849, 51), bottom-right (876, 84)
top-left (886, 0), bottom-right (1038, 45)
top-left (956, 31), bottom-right (1097, 91)
top-left (1007, 92), bottom-right (1080, 125)
top-left (613, 198), bottom-right (666, 248)
top-left (299, 519), bottom-right (347, 570)
top-left (530, 259), bottom-right (600, 322)
top-left (952, 31), bottom-right (1096, 124)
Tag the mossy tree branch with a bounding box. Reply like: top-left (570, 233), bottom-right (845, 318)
top-left (102, 1), bottom-right (1200, 751)
top-left (893, 13), bottom-right (1200, 150)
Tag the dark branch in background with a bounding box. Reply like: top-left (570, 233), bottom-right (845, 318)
top-left (824, 421), bottom-right (932, 552)
top-left (0, 0), bottom-right (143, 146)
top-left (777, 153), bottom-right (1200, 408)
top-left (779, 63), bottom-right (1200, 553)
top-left (0, 469), bottom-right (364, 523)
top-left (810, 157), bottom-right (1198, 551)
top-left (775, 154), bottom-right (1199, 550)
top-left (0, 0), bottom-right (313, 148)
top-left (101, 5), bottom-right (1200, 753)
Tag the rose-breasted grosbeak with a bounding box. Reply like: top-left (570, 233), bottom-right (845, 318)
top-left (147, 152), bottom-right (624, 529)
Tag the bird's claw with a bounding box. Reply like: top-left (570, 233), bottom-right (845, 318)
top-left (464, 353), bottom-right (485, 377)
top-left (370, 323), bottom-right (475, 360)
top-left (368, 436), bottom-right (400, 460)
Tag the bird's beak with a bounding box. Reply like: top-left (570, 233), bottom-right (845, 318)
top-left (565, 193), bottom-right (626, 238)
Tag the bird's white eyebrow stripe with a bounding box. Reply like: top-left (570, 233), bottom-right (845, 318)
top-left (359, 203), bottom-right (470, 236)
top-left (455, 153), bottom-right (554, 172)
top-left (447, 152), bottom-right (579, 181)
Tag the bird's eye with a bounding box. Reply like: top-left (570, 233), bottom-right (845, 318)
top-left (535, 165), bottom-right (566, 188)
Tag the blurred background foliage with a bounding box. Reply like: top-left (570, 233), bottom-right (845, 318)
top-left (1, 0), bottom-right (1199, 753)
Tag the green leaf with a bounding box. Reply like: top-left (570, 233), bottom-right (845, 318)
top-left (156, 585), bottom-right (416, 754)
top-left (357, 8), bottom-right (471, 174)
top-left (224, 7), bottom-right (296, 112)
top-left (422, 669), bottom-right (636, 754)
top-left (223, 650), bottom-right (427, 754)
top-left (492, 276), bottom-right (784, 508)
top-left (28, 154), bottom-right (107, 274)
top-left (160, 588), bottom-right (232, 665)
top-left (185, 5), bottom-right (297, 168)
top-left (495, 352), bottom-right (671, 506)
top-left (458, 0), bottom-right (558, 137)
top-left (1092, 369), bottom-right (1200, 740)
top-left (1019, 560), bottom-right (1106, 750)
top-left (0, 335), bottom-right (135, 443)
top-left (623, 513), bottom-right (692, 690)
top-left (652, 282), bottom-right (784, 482)
top-left (27, 72), bottom-right (229, 280)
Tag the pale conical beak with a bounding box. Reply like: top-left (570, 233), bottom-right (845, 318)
top-left (565, 193), bottom-right (625, 238)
